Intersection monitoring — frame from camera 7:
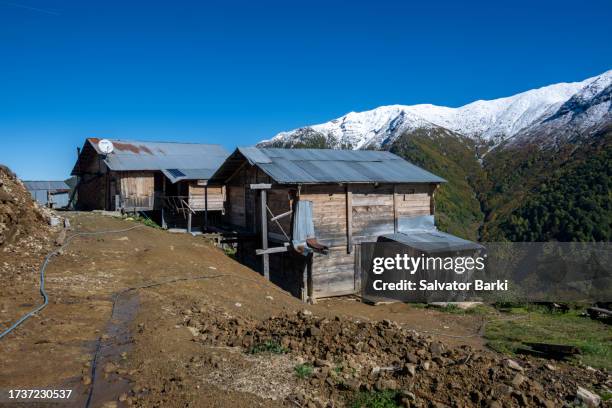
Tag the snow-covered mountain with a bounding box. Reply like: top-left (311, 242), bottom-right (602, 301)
top-left (261, 70), bottom-right (612, 150)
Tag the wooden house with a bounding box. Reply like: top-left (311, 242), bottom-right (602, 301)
top-left (71, 138), bottom-right (228, 231)
top-left (209, 147), bottom-right (449, 301)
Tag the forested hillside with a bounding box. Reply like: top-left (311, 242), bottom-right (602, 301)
top-left (388, 129), bottom-right (485, 240)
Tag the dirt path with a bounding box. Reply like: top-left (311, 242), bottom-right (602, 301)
top-left (0, 213), bottom-right (606, 408)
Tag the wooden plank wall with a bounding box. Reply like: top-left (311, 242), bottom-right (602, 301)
top-left (118, 171), bottom-right (154, 209)
top-left (301, 183), bottom-right (434, 298)
top-left (188, 183), bottom-right (225, 211)
top-left (300, 185), bottom-right (348, 247)
top-left (227, 186), bottom-right (246, 227)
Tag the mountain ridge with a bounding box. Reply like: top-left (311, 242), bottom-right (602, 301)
top-left (261, 69), bottom-right (612, 150)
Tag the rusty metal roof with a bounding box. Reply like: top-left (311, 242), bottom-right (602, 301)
top-left (72, 138), bottom-right (229, 177)
top-left (211, 147), bottom-right (446, 184)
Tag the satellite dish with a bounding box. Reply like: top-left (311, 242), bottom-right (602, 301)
top-left (98, 139), bottom-right (114, 154)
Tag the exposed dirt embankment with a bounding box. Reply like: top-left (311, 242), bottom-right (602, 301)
top-left (0, 165), bottom-right (50, 247)
top-left (0, 165), bottom-right (59, 333)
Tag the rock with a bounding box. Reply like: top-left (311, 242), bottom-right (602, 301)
top-left (344, 378), bottom-right (361, 391)
top-left (302, 309), bottom-right (313, 316)
top-left (544, 363), bottom-right (556, 371)
top-left (305, 326), bottom-right (321, 337)
top-left (404, 363), bottom-right (417, 377)
top-left (375, 378), bottom-right (397, 391)
top-left (576, 386), bottom-right (601, 407)
top-left (430, 342), bottom-right (444, 357)
top-left (505, 359), bottom-right (524, 372)
top-left (82, 375), bottom-right (92, 385)
top-left (234, 302), bottom-right (242, 307)
top-left (186, 327), bottom-right (199, 337)
top-left (55, 229), bottom-right (66, 246)
top-left (512, 391), bottom-right (528, 406)
top-left (511, 373), bottom-right (525, 387)
top-left (422, 361), bottom-right (431, 371)
top-left (118, 393), bottom-right (127, 402)
top-left (103, 362), bottom-right (116, 374)
top-left (486, 400), bottom-right (502, 408)
top-left (265, 295), bottom-right (274, 300)
top-left (315, 359), bottom-right (332, 367)
top-left (406, 353), bottom-right (419, 364)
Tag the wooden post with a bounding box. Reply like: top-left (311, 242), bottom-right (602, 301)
top-left (301, 261), bottom-right (308, 302)
top-left (393, 184), bottom-right (398, 233)
top-left (345, 184), bottom-right (353, 254)
top-left (161, 176), bottom-right (167, 229)
top-left (260, 189), bottom-right (269, 279)
top-left (250, 184), bottom-right (272, 280)
top-left (204, 183), bottom-right (208, 231)
top-left (430, 183), bottom-right (437, 215)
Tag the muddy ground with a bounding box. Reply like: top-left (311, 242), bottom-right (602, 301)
top-left (0, 212), bottom-right (609, 408)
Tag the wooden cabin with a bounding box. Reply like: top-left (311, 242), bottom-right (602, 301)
top-left (209, 147), bottom-right (447, 301)
top-left (71, 138), bottom-right (228, 231)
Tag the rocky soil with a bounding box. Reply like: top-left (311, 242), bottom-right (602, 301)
top-left (171, 306), bottom-right (611, 408)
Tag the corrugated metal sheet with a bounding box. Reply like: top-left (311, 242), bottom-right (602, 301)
top-left (23, 181), bottom-right (70, 191)
top-left (381, 231), bottom-right (482, 253)
top-left (161, 168), bottom-right (217, 183)
top-left (79, 138), bottom-right (229, 176)
top-left (233, 147), bottom-right (446, 184)
top-left (380, 215), bottom-right (482, 252)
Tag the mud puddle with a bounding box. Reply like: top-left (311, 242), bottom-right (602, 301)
top-left (86, 291), bottom-right (139, 407)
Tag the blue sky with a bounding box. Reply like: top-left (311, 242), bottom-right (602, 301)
top-left (1, 0), bottom-right (611, 179)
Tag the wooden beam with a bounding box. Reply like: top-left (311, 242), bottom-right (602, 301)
top-left (260, 189), bottom-right (269, 279)
top-left (251, 183), bottom-right (272, 190)
top-left (270, 209), bottom-right (292, 222)
top-left (345, 184), bottom-right (353, 254)
top-left (256, 243), bottom-right (289, 255)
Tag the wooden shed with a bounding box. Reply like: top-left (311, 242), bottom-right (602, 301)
top-left (71, 138), bottom-right (228, 231)
top-left (209, 147), bottom-right (447, 301)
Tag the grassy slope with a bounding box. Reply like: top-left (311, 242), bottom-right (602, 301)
top-left (485, 307), bottom-right (612, 370)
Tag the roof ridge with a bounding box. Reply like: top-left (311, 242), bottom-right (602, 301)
top-left (87, 137), bottom-right (224, 147)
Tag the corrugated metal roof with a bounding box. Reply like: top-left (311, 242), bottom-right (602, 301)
top-left (380, 215), bottom-right (482, 252)
top-left (230, 147), bottom-right (446, 184)
top-left (380, 232), bottom-right (483, 253)
top-left (23, 181), bottom-right (70, 191)
top-left (161, 168), bottom-right (217, 183)
top-left (72, 138), bottom-right (229, 178)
